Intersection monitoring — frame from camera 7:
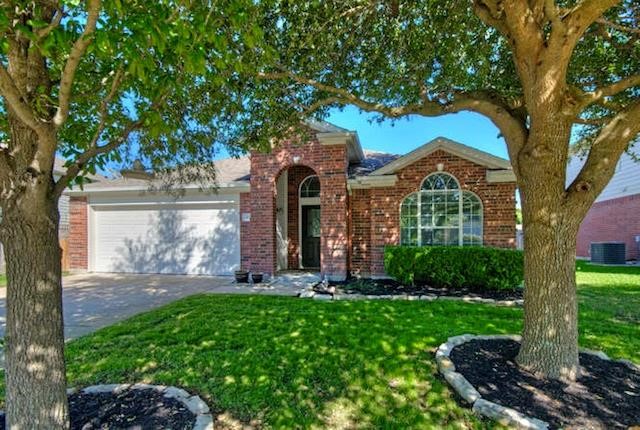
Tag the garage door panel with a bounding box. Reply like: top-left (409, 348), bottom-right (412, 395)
top-left (93, 204), bottom-right (239, 275)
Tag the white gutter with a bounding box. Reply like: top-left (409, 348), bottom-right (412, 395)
top-left (64, 181), bottom-right (251, 196)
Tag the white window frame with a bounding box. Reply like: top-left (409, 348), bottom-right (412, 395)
top-left (400, 172), bottom-right (483, 246)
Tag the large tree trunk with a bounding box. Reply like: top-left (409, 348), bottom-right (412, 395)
top-left (516, 211), bottom-right (580, 380)
top-left (514, 119), bottom-right (581, 381)
top-left (1, 134), bottom-right (69, 428)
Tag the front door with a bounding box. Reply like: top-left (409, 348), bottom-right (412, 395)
top-left (301, 205), bottom-right (320, 268)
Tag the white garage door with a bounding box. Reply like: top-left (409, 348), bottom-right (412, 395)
top-left (92, 203), bottom-right (240, 275)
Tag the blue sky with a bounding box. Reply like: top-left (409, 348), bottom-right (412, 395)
top-left (326, 106), bottom-right (509, 159)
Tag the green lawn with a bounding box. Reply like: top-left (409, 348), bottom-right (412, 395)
top-left (0, 274), bottom-right (5, 287)
top-left (2, 261), bottom-right (639, 428)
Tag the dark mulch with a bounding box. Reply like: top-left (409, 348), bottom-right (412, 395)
top-left (0, 388), bottom-right (196, 430)
top-left (450, 339), bottom-right (640, 429)
top-left (332, 278), bottom-right (523, 300)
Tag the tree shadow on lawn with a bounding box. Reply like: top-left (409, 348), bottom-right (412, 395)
top-left (61, 296), bottom-right (524, 429)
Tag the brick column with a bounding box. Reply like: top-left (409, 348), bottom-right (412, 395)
top-left (68, 196), bottom-right (88, 271)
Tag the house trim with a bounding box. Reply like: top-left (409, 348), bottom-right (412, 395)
top-left (486, 170), bottom-right (517, 183)
top-left (347, 175), bottom-right (398, 189)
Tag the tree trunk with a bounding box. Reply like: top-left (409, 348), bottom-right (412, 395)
top-left (1, 162), bottom-right (69, 428)
top-left (516, 213), bottom-right (580, 380)
top-left (515, 119), bottom-right (581, 381)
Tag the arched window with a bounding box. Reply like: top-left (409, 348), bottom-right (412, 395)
top-left (300, 175), bottom-right (320, 198)
top-left (400, 173), bottom-right (483, 246)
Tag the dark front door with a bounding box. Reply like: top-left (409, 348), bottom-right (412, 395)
top-left (301, 205), bottom-right (321, 268)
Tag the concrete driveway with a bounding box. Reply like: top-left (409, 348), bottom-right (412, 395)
top-left (0, 272), bottom-right (300, 340)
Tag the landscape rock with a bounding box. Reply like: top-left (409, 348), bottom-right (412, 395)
top-left (299, 290), bottom-right (315, 298)
top-left (443, 371), bottom-right (480, 404)
top-left (472, 398), bottom-right (549, 430)
top-left (193, 414), bottom-right (214, 430)
top-left (163, 386), bottom-right (191, 399)
top-left (82, 384), bottom-right (130, 394)
top-left (184, 395), bottom-right (210, 415)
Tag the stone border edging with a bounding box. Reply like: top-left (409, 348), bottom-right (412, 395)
top-left (299, 289), bottom-right (523, 307)
top-left (435, 334), bottom-right (640, 430)
top-left (66, 383), bottom-right (213, 430)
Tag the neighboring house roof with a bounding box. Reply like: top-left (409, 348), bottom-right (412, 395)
top-left (370, 137), bottom-right (512, 175)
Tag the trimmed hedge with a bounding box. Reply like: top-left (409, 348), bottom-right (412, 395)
top-left (384, 246), bottom-right (524, 290)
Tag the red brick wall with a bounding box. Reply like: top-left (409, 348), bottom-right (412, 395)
top-left (350, 149), bottom-right (517, 276)
top-left (246, 136), bottom-right (349, 279)
top-left (68, 196), bottom-right (88, 270)
top-left (576, 194), bottom-right (640, 260)
top-left (350, 188), bottom-right (371, 276)
top-left (286, 165), bottom-right (316, 268)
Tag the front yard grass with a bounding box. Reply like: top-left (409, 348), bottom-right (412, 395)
top-left (1, 261), bottom-right (638, 428)
top-left (0, 274), bottom-right (5, 287)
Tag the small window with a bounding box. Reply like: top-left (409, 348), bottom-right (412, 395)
top-left (300, 175), bottom-right (320, 198)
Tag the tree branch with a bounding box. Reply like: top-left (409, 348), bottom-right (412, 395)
top-left (564, 0), bottom-right (621, 44)
top-left (578, 74), bottom-right (640, 108)
top-left (87, 68), bottom-right (124, 148)
top-left (566, 99), bottom-right (640, 210)
top-left (36, 7), bottom-right (63, 40)
top-left (472, 0), bottom-right (510, 37)
top-left (259, 68), bottom-right (528, 172)
top-left (0, 65), bottom-right (45, 133)
top-left (53, 0), bottom-right (101, 127)
top-left (54, 118), bottom-right (143, 196)
top-left (596, 17), bottom-right (640, 35)
top-left (54, 93), bottom-right (168, 196)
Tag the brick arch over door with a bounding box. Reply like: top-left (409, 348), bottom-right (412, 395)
top-left (246, 137), bottom-right (350, 280)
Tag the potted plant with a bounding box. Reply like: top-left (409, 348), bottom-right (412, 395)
top-left (251, 272), bottom-right (263, 284)
top-left (234, 269), bottom-right (249, 283)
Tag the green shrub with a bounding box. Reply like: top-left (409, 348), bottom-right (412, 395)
top-left (384, 246), bottom-right (524, 290)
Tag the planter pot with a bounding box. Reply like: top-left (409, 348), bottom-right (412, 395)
top-left (251, 273), bottom-right (263, 284)
top-left (235, 271), bottom-right (249, 283)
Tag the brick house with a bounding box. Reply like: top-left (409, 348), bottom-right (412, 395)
top-left (66, 122), bottom-right (517, 280)
top-left (567, 152), bottom-right (640, 261)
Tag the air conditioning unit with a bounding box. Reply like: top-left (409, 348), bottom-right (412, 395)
top-left (590, 242), bottom-right (625, 265)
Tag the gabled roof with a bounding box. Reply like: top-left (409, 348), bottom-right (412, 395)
top-left (370, 137), bottom-right (512, 175)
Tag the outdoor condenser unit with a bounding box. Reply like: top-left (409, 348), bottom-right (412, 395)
top-left (590, 242), bottom-right (626, 265)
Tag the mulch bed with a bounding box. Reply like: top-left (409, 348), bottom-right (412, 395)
top-left (450, 339), bottom-right (640, 429)
top-left (331, 278), bottom-right (523, 301)
top-left (0, 388), bottom-right (195, 430)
